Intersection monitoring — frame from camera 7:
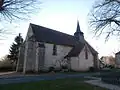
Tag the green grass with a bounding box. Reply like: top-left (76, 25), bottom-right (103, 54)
top-left (0, 78), bottom-right (107, 90)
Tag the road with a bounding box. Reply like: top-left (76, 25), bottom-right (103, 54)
top-left (0, 72), bottom-right (100, 84)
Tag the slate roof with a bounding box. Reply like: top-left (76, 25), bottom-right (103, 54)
top-left (30, 23), bottom-right (78, 46)
top-left (64, 41), bottom-right (98, 58)
top-left (64, 42), bottom-right (85, 58)
top-left (29, 23), bottom-right (98, 57)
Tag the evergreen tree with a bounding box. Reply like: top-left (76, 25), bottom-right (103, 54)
top-left (8, 33), bottom-right (23, 66)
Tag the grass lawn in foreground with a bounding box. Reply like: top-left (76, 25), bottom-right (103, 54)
top-left (0, 78), bottom-right (107, 90)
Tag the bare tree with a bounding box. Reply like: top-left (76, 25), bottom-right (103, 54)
top-left (0, 0), bottom-right (41, 39)
top-left (0, 0), bottom-right (41, 22)
top-left (89, 0), bottom-right (120, 41)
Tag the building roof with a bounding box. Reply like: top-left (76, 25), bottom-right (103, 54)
top-left (30, 23), bottom-right (78, 46)
top-left (64, 42), bottom-right (85, 58)
top-left (64, 41), bottom-right (98, 58)
top-left (116, 51), bottom-right (120, 55)
top-left (29, 23), bottom-right (98, 57)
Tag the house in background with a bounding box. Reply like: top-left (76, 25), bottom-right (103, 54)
top-left (100, 56), bottom-right (115, 67)
top-left (16, 21), bottom-right (99, 73)
top-left (115, 52), bottom-right (120, 68)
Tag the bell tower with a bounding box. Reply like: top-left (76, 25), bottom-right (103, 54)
top-left (74, 21), bottom-right (84, 42)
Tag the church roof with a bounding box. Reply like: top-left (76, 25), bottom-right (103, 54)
top-left (29, 23), bottom-right (98, 57)
top-left (64, 43), bottom-right (85, 58)
top-left (30, 23), bottom-right (79, 46)
top-left (64, 41), bottom-right (98, 58)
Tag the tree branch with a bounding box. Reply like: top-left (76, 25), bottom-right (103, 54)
top-left (89, 0), bottom-right (120, 41)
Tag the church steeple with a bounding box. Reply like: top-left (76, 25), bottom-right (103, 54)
top-left (74, 21), bottom-right (84, 42)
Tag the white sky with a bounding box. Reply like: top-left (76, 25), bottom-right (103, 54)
top-left (0, 0), bottom-right (120, 58)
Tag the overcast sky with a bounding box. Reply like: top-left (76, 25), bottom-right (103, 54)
top-left (0, 0), bottom-right (120, 58)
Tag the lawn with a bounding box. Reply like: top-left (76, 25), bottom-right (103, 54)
top-left (0, 78), bottom-right (107, 90)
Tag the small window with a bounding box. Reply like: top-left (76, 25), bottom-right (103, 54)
top-left (53, 44), bottom-right (57, 55)
top-left (85, 46), bottom-right (88, 59)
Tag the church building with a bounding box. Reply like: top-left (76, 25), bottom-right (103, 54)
top-left (16, 21), bottom-right (99, 73)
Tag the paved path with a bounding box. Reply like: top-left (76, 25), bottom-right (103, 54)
top-left (0, 72), bottom-right (15, 76)
top-left (0, 72), bottom-right (100, 84)
top-left (85, 79), bottom-right (120, 90)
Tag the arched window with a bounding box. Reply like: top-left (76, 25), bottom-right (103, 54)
top-left (53, 44), bottom-right (57, 55)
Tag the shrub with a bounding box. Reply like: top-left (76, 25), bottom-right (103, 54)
top-left (89, 67), bottom-right (94, 72)
top-left (0, 66), bottom-right (14, 72)
top-left (61, 65), bottom-right (68, 69)
top-left (49, 67), bottom-right (55, 72)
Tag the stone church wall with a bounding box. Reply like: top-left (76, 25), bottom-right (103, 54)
top-left (44, 43), bottom-right (72, 69)
top-left (78, 46), bottom-right (93, 71)
top-left (23, 25), bottom-right (37, 73)
top-left (16, 44), bottom-right (25, 72)
top-left (24, 40), bottom-right (36, 72)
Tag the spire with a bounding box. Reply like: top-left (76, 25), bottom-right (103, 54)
top-left (74, 21), bottom-right (84, 42)
top-left (76, 21), bottom-right (83, 34)
top-left (76, 20), bottom-right (81, 32)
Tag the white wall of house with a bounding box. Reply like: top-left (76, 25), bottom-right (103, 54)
top-left (115, 54), bottom-right (120, 68)
top-left (44, 43), bottom-right (72, 68)
top-left (71, 46), bottom-right (94, 71)
top-left (70, 57), bottom-right (79, 71)
top-left (78, 46), bottom-right (94, 71)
